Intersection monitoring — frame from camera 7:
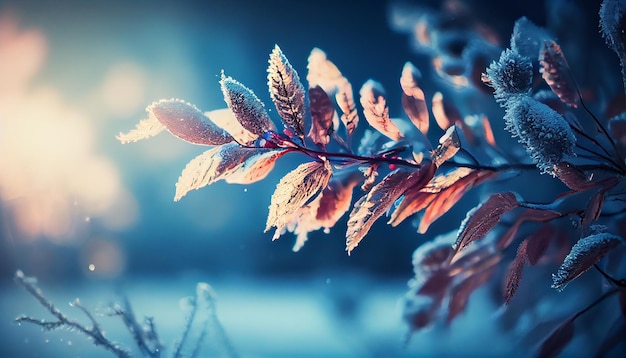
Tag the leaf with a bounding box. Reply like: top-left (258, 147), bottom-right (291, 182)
top-left (220, 71), bottom-right (275, 137)
top-left (315, 171), bottom-right (361, 230)
top-left (306, 47), bottom-right (346, 93)
top-left (447, 266), bottom-right (495, 324)
top-left (118, 99), bottom-right (234, 145)
top-left (116, 114), bottom-right (165, 144)
top-left (267, 45), bottom-right (306, 140)
top-left (431, 125), bottom-right (461, 167)
top-left (582, 178), bottom-right (620, 227)
top-left (454, 192), bottom-right (519, 252)
top-left (265, 159), bottom-right (333, 236)
top-left (417, 270), bottom-right (452, 297)
top-left (503, 240), bottom-right (527, 305)
top-left (538, 316), bottom-right (575, 358)
top-left (336, 80), bottom-right (359, 138)
top-left (539, 40), bottom-right (579, 108)
top-left (431, 91), bottom-right (462, 130)
top-left (497, 208), bottom-right (562, 250)
top-left (553, 162), bottom-right (589, 191)
top-left (174, 143), bottom-right (287, 201)
top-left (346, 167), bottom-right (432, 254)
top-left (400, 62), bottom-right (429, 136)
top-left (526, 224), bottom-right (553, 265)
top-left (359, 79), bottom-right (403, 141)
top-left (205, 108), bottom-right (258, 145)
top-left (552, 233), bottom-right (624, 290)
top-left (307, 85), bottom-right (336, 147)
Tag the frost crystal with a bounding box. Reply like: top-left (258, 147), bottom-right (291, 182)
top-left (504, 96), bottom-right (576, 175)
top-left (484, 49), bottom-right (533, 105)
top-left (552, 233), bottom-right (624, 291)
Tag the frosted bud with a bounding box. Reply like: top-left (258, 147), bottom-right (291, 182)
top-left (483, 49), bottom-right (533, 105)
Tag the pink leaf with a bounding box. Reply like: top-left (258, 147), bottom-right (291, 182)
top-left (359, 79), bottom-right (403, 141)
top-left (553, 162), bottom-right (589, 191)
top-left (400, 62), bottom-right (429, 136)
top-left (267, 45), bottom-right (306, 140)
top-left (539, 40), bottom-right (579, 108)
top-left (431, 91), bottom-right (462, 131)
top-left (119, 99), bottom-right (234, 146)
top-left (497, 208), bottom-right (562, 250)
top-left (538, 316), bottom-right (575, 358)
top-left (346, 166), bottom-right (432, 254)
top-left (307, 85), bottom-right (336, 147)
top-left (552, 233), bottom-right (624, 290)
top-left (417, 270), bottom-right (453, 297)
top-left (315, 172), bottom-right (361, 230)
top-left (220, 72), bottom-right (275, 137)
top-left (265, 159), bottom-right (333, 237)
top-left (503, 240), bottom-right (527, 305)
top-left (447, 266), bottom-right (495, 324)
top-left (454, 192), bottom-right (519, 252)
top-left (174, 143), bottom-right (286, 201)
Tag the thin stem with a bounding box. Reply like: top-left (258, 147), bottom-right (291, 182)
top-left (573, 288), bottom-right (620, 320)
top-left (594, 264), bottom-right (626, 288)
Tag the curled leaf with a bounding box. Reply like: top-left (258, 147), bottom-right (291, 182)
top-left (346, 167), bottom-right (433, 254)
top-left (220, 72), bottom-right (275, 137)
top-left (307, 85), bottom-right (336, 147)
top-left (174, 143), bottom-right (287, 201)
top-left (336, 80), bottom-right (359, 138)
top-left (454, 192), bottom-right (519, 252)
top-left (539, 40), bottom-right (579, 108)
top-left (400, 62), bottom-right (429, 136)
top-left (267, 45), bottom-right (306, 140)
top-left (359, 79), bottom-right (403, 141)
top-left (552, 233), bottom-right (624, 290)
top-left (431, 125), bottom-right (461, 167)
top-left (118, 99), bottom-right (234, 145)
top-left (265, 159), bottom-right (333, 236)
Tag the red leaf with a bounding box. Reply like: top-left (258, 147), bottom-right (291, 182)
top-left (307, 85), bottom-right (336, 147)
top-left (447, 266), bottom-right (495, 324)
top-left (552, 233), bottom-right (624, 290)
top-left (553, 162), bottom-right (589, 191)
top-left (539, 40), bottom-right (579, 108)
top-left (526, 224), bottom-right (554, 265)
top-left (497, 208), bottom-right (562, 250)
top-left (503, 240), bottom-right (527, 305)
top-left (538, 316), bottom-right (575, 358)
top-left (346, 166), bottom-right (433, 254)
top-left (417, 270), bottom-right (452, 297)
top-left (454, 192), bottom-right (519, 252)
top-left (431, 91), bottom-right (462, 131)
top-left (582, 178), bottom-right (620, 227)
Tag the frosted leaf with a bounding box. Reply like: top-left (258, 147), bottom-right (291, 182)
top-left (359, 79), bottom-right (403, 141)
top-left (431, 92), bottom-right (462, 130)
top-left (267, 45), bottom-right (306, 140)
top-left (552, 233), bottom-right (624, 290)
top-left (119, 99), bottom-right (234, 145)
top-left (174, 143), bottom-right (286, 201)
top-left (539, 40), bottom-right (579, 108)
top-left (412, 232), bottom-right (455, 278)
top-left (431, 125), bottom-right (460, 167)
top-left (220, 72), bottom-right (275, 137)
top-left (504, 96), bottom-right (576, 175)
top-left (116, 115), bottom-right (165, 144)
top-left (510, 16), bottom-right (553, 59)
top-left (346, 167), bottom-right (433, 254)
top-left (503, 240), bottom-right (527, 305)
top-left (265, 159), bottom-right (332, 236)
top-left (307, 85), bottom-right (335, 147)
top-left (483, 49), bottom-right (533, 105)
top-left (600, 0), bottom-right (626, 93)
top-left (454, 192), bottom-right (519, 252)
top-left (400, 62), bottom-right (429, 136)
top-left (336, 80), bottom-right (359, 137)
top-left (205, 108), bottom-right (258, 145)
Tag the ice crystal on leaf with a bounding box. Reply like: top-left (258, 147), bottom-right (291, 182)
top-left (483, 49), bottom-right (533, 105)
top-left (552, 233), bottom-right (624, 291)
top-left (265, 159), bottom-right (332, 241)
top-left (220, 71), bottom-right (275, 137)
top-left (267, 44), bottom-right (306, 141)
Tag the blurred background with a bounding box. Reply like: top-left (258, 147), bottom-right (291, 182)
top-left (0, 0), bottom-right (612, 357)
